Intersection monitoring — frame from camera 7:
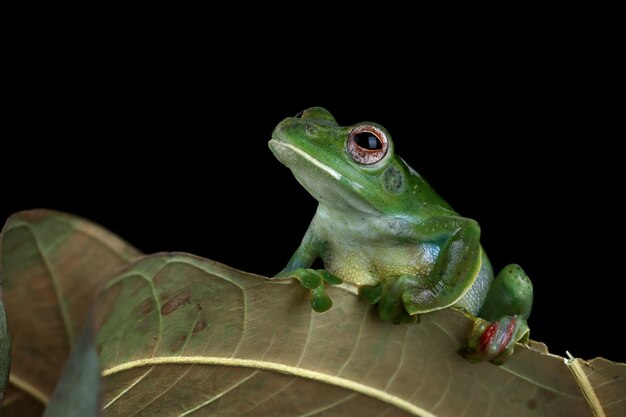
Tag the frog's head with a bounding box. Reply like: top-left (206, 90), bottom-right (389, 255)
top-left (269, 107), bottom-right (427, 215)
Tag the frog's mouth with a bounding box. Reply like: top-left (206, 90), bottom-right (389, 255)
top-left (268, 139), bottom-right (380, 216)
top-left (269, 140), bottom-right (342, 180)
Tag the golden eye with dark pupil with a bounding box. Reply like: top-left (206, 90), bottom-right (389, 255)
top-left (353, 132), bottom-right (383, 150)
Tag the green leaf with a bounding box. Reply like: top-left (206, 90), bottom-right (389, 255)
top-left (0, 210), bottom-right (141, 414)
top-left (42, 321), bottom-right (101, 417)
top-left (94, 253), bottom-right (624, 417)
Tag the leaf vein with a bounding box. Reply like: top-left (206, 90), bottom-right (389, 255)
top-left (297, 308), bottom-right (314, 367)
top-left (130, 365), bottom-right (194, 417)
top-left (243, 378), bottom-right (297, 415)
top-left (178, 370), bottom-right (259, 417)
top-left (384, 326), bottom-right (409, 391)
top-left (25, 225), bottom-right (75, 347)
top-left (103, 367), bottom-right (154, 410)
top-left (430, 353), bottom-right (451, 411)
top-left (337, 308), bottom-right (368, 376)
top-left (297, 392), bottom-right (356, 417)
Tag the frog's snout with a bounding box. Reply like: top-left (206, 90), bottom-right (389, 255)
top-left (270, 117), bottom-right (294, 142)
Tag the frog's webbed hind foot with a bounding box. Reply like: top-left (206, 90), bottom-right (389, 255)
top-left (462, 315), bottom-right (529, 364)
top-left (359, 275), bottom-right (421, 324)
top-left (462, 264), bottom-right (533, 364)
top-left (275, 268), bottom-right (342, 312)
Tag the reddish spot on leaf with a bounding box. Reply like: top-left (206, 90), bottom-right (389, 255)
top-left (134, 298), bottom-right (154, 317)
top-left (161, 291), bottom-right (190, 316)
top-left (192, 320), bottom-right (207, 334)
top-left (170, 335), bottom-right (187, 352)
top-left (541, 388), bottom-right (557, 402)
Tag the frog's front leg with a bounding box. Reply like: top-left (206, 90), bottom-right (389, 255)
top-left (463, 264), bottom-right (533, 364)
top-left (273, 224), bottom-right (342, 312)
top-left (402, 216), bottom-right (482, 314)
top-left (360, 216), bottom-right (481, 323)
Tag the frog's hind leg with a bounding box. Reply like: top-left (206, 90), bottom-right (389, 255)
top-left (360, 275), bottom-right (423, 324)
top-left (463, 264), bottom-right (533, 364)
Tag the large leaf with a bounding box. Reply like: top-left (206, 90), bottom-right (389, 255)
top-left (94, 253), bottom-right (625, 417)
top-left (0, 210), bottom-right (141, 415)
top-left (1, 211), bottom-right (624, 416)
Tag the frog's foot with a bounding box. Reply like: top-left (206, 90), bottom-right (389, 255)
top-left (462, 264), bottom-right (533, 364)
top-left (359, 275), bottom-right (421, 324)
top-left (275, 268), bottom-right (342, 313)
top-left (462, 315), bottom-right (530, 364)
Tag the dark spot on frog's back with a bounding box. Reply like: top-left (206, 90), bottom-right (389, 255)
top-left (527, 399), bottom-right (537, 410)
top-left (382, 166), bottom-right (404, 194)
top-left (161, 290), bottom-right (191, 315)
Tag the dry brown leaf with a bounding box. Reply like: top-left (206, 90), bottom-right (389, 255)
top-left (95, 253), bottom-right (624, 417)
top-left (0, 210), bottom-right (141, 415)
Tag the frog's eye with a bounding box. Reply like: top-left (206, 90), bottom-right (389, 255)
top-left (347, 125), bottom-right (388, 165)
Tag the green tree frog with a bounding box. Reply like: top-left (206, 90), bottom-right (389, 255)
top-left (269, 107), bottom-right (533, 363)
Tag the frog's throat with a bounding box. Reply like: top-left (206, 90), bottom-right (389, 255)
top-left (271, 140), bottom-right (342, 181)
top-left (270, 140), bottom-right (380, 216)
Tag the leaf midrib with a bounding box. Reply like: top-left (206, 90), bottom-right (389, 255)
top-left (23, 225), bottom-right (75, 348)
top-left (101, 356), bottom-right (435, 417)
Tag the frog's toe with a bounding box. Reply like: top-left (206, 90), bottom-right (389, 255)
top-left (359, 283), bottom-right (383, 304)
top-left (461, 315), bottom-right (529, 364)
top-left (283, 268), bottom-right (323, 289)
top-left (379, 298), bottom-right (416, 324)
top-left (378, 280), bottom-right (422, 324)
top-left (361, 283), bottom-right (416, 322)
top-left (311, 285), bottom-right (333, 312)
top-left (276, 268), bottom-right (338, 313)
top-left (316, 270), bottom-right (343, 285)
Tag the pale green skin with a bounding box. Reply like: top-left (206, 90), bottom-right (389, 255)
top-left (269, 107), bottom-right (533, 363)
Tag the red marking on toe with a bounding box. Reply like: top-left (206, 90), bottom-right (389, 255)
top-left (480, 322), bottom-right (497, 352)
top-left (499, 317), bottom-right (517, 353)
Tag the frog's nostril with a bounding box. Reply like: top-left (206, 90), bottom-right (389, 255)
top-left (294, 110), bottom-right (304, 119)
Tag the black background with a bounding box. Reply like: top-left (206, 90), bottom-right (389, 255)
top-left (3, 44), bottom-right (623, 363)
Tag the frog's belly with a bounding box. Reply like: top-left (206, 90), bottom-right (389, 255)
top-left (324, 243), bottom-right (439, 286)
